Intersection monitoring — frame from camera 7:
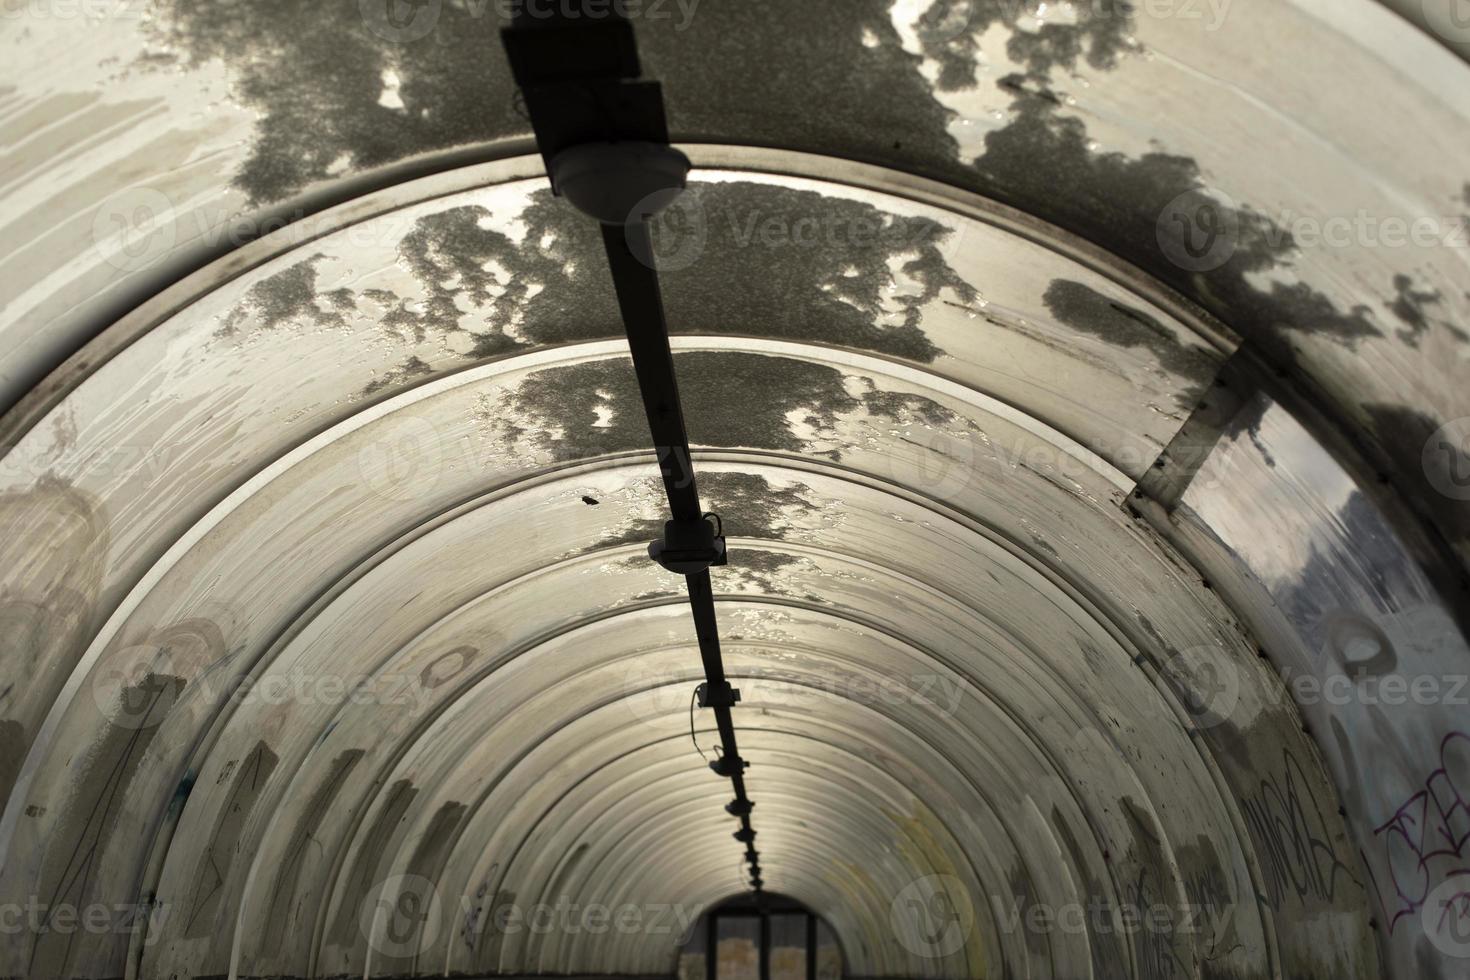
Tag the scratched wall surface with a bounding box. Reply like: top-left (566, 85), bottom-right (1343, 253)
top-left (0, 1), bottom-right (1465, 979)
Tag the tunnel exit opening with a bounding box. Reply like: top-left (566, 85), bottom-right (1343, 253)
top-left (677, 893), bottom-right (843, 980)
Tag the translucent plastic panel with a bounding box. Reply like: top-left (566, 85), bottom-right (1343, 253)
top-left (1183, 396), bottom-right (1470, 978)
top-left (4, 0), bottom-right (1467, 578)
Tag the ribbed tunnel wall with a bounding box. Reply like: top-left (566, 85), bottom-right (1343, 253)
top-left (0, 2), bottom-right (1467, 979)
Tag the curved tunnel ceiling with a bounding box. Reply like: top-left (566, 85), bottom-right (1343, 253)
top-left (0, 3), bottom-right (1467, 979)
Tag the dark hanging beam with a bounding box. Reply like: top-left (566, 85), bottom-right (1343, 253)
top-left (502, 4), bottom-right (765, 896)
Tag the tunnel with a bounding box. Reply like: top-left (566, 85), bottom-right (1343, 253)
top-left (1, 1), bottom-right (1468, 978)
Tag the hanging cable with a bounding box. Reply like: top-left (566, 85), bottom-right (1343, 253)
top-left (502, 4), bottom-right (765, 896)
top-left (690, 688), bottom-right (710, 761)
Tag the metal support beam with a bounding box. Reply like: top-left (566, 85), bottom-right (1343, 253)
top-left (503, 5), bottom-right (766, 897)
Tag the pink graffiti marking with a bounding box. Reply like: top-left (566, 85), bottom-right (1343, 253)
top-left (1371, 732), bottom-right (1470, 933)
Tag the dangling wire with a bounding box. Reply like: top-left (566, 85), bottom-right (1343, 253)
top-left (689, 688), bottom-right (709, 760)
